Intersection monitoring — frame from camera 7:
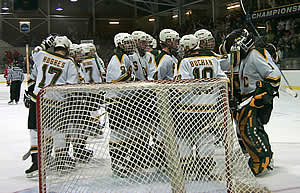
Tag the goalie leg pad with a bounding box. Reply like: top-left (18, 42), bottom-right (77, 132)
top-left (237, 105), bottom-right (273, 176)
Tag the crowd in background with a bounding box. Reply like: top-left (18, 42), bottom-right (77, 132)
top-left (1, 0), bottom-right (300, 73)
top-left (265, 17), bottom-right (300, 59)
top-left (253, 0), bottom-right (298, 10)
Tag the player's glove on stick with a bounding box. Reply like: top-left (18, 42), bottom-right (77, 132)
top-left (23, 90), bottom-right (31, 108)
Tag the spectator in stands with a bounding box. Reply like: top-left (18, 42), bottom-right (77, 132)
top-left (7, 63), bottom-right (24, 104)
top-left (290, 33), bottom-right (300, 57)
top-left (278, 30), bottom-right (292, 58)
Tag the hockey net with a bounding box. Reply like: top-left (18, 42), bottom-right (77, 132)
top-left (37, 79), bottom-right (270, 193)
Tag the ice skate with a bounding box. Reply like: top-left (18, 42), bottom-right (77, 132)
top-left (25, 153), bottom-right (38, 178)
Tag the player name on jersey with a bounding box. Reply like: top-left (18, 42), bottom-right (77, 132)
top-left (82, 61), bottom-right (93, 67)
top-left (190, 58), bottom-right (213, 67)
top-left (42, 56), bottom-right (65, 68)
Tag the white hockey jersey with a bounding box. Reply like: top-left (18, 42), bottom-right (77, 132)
top-left (128, 52), bottom-right (157, 81)
top-left (28, 51), bottom-right (79, 101)
top-left (156, 51), bottom-right (178, 80)
top-left (106, 52), bottom-right (133, 83)
top-left (175, 50), bottom-right (229, 113)
top-left (239, 48), bottom-right (281, 96)
top-left (80, 57), bottom-right (104, 83)
top-left (175, 51), bottom-right (228, 80)
top-left (95, 54), bottom-right (106, 81)
top-left (129, 52), bottom-right (147, 81)
top-left (144, 52), bottom-right (157, 80)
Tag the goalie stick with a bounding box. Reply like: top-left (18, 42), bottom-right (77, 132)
top-left (239, 0), bottom-right (298, 98)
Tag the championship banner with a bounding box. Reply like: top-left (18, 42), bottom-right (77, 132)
top-left (252, 2), bottom-right (300, 20)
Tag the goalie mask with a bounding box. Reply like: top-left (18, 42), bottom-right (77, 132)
top-left (222, 28), bottom-right (254, 58)
top-left (194, 29), bottom-right (215, 50)
top-left (237, 29), bottom-right (254, 54)
top-left (179, 34), bottom-right (199, 57)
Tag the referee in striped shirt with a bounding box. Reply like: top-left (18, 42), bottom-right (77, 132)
top-left (7, 63), bottom-right (24, 104)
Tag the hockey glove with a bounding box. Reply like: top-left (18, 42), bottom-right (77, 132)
top-left (249, 80), bottom-right (279, 124)
top-left (249, 81), bottom-right (269, 108)
top-left (23, 90), bottom-right (31, 108)
top-left (41, 34), bottom-right (56, 50)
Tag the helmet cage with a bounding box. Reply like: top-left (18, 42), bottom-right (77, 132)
top-left (159, 29), bottom-right (179, 49)
top-left (132, 31), bottom-right (149, 51)
top-left (179, 34), bottom-right (199, 56)
top-left (122, 34), bottom-right (136, 54)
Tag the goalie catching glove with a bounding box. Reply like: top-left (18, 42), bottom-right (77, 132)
top-left (23, 90), bottom-right (32, 108)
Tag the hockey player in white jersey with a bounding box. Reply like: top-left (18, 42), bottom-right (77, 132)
top-left (175, 34), bottom-right (228, 80)
top-left (78, 43), bottom-right (105, 83)
top-left (144, 34), bottom-right (159, 80)
top-left (194, 29), bottom-right (230, 71)
top-left (155, 29), bottom-right (179, 80)
top-left (146, 34), bottom-right (160, 57)
top-left (130, 31), bottom-right (157, 80)
top-left (174, 34), bottom-right (228, 178)
top-left (106, 33), bottom-right (135, 82)
top-left (105, 33), bottom-right (137, 176)
top-left (227, 29), bottom-right (281, 176)
top-left (130, 31), bottom-right (149, 80)
top-left (69, 43), bottom-right (86, 83)
top-left (25, 35), bottom-right (79, 177)
top-left (86, 43), bottom-right (106, 81)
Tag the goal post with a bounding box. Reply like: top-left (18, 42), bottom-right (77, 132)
top-left (37, 79), bottom-right (270, 193)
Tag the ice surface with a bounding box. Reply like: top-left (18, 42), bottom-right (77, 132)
top-left (0, 83), bottom-right (299, 193)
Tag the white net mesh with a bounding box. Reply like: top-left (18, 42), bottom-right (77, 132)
top-left (37, 79), bottom-right (270, 193)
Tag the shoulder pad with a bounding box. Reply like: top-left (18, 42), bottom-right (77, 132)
top-left (252, 48), bottom-right (267, 60)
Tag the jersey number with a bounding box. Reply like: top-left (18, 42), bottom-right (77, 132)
top-left (193, 67), bottom-right (213, 79)
top-left (85, 67), bottom-right (94, 83)
top-left (133, 61), bottom-right (138, 71)
top-left (38, 64), bottom-right (62, 88)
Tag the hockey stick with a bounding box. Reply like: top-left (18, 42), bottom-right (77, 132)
top-left (135, 47), bottom-right (148, 80)
top-left (22, 149), bottom-right (31, 160)
top-left (239, 0), bottom-right (298, 98)
top-left (280, 72), bottom-right (298, 97)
